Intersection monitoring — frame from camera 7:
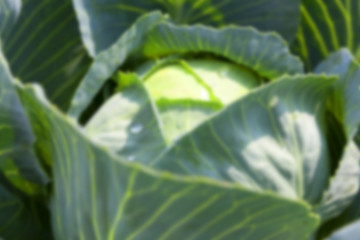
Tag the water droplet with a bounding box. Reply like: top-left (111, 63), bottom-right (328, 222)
top-left (127, 155), bottom-right (135, 161)
top-left (130, 124), bottom-right (143, 134)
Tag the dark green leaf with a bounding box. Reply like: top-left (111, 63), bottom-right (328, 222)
top-left (143, 23), bottom-right (304, 80)
top-left (0, 172), bottom-right (52, 240)
top-left (2, 0), bottom-right (91, 110)
top-left (292, 0), bottom-right (360, 69)
top-left (0, 45), bottom-right (50, 240)
top-left (73, 0), bottom-right (301, 56)
top-left (0, 45), bottom-right (47, 186)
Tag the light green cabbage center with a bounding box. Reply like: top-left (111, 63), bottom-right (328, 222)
top-left (142, 59), bottom-right (262, 143)
top-left (144, 59), bottom-right (261, 105)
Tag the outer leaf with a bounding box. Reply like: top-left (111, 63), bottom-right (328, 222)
top-left (328, 220), bottom-right (360, 240)
top-left (0, 173), bottom-right (52, 240)
top-left (315, 49), bottom-right (360, 139)
top-left (85, 73), bottom-right (167, 164)
top-left (310, 49), bottom-right (360, 238)
top-left (302, 49), bottom-right (360, 237)
top-left (69, 20), bottom-right (303, 120)
top-left (292, 0), bottom-right (360, 69)
top-left (17, 83), bottom-right (320, 240)
top-left (143, 23), bottom-right (304, 80)
top-left (314, 141), bottom-right (360, 222)
top-left (316, 188), bottom-right (360, 239)
top-left (1, 0), bottom-right (91, 110)
top-left (73, 0), bottom-right (301, 56)
top-left (68, 12), bottom-right (165, 119)
top-left (0, 46), bottom-right (50, 239)
top-left (153, 75), bottom-right (336, 203)
top-left (0, 0), bottom-right (21, 38)
top-left (0, 45), bottom-right (47, 186)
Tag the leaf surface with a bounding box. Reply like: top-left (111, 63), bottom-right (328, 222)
top-left (68, 12), bottom-right (164, 119)
top-left (153, 75), bottom-right (335, 204)
top-left (17, 80), bottom-right (320, 240)
top-left (292, 0), bottom-right (360, 69)
top-left (69, 20), bottom-right (303, 120)
top-left (315, 49), bottom-right (360, 138)
top-left (1, 0), bottom-right (91, 110)
top-left (85, 73), bottom-right (167, 164)
top-left (0, 45), bottom-right (50, 240)
top-left (73, 0), bottom-right (301, 56)
top-left (144, 23), bottom-right (303, 80)
top-left (312, 49), bottom-right (360, 238)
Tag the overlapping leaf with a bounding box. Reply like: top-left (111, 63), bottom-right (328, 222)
top-left (314, 142), bottom-right (360, 223)
top-left (311, 49), bottom-right (360, 238)
top-left (84, 69), bottom-right (336, 207)
top-left (315, 49), bottom-right (360, 138)
top-left (328, 220), bottom-right (360, 240)
top-left (0, 45), bottom-right (47, 186)
top-left (68, 12), bottom-right (164, 119)
top-left (0, 173), bottom-right (52, 240)
top-left (143, 23), bottom-right (303, 80)
top-left (17, 81), bottom-right (320, 240)
top-left (69, 20), bottom-right (303, 120)
top-left (0, 46), bottom-right (50, 239)
top-left (1, 0), bottom-right (91, 110)
top-left (73, 0), bottom-right (301, 56)
top-left (292, 0), bottom-right (360, 69)
top-left (85, 73), bottom-right (167, 164)
top-left (153, 75), bottom-right (335, 204)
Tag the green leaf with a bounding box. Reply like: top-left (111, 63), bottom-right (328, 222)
top-left (0, 46), bottom-right (50, 239)
top-left (0, 172), bottom-right (52, 240)
top-left (0, 0), bottom-right (21, 38)
top-left (314, 141), bottom-right (360, 223)
top-left (292, 0), bottom-right (360, 69)
top-left (68, 12), bottom-right (165, 119)
top-left (73, 0), bottom-right (301, 56)
top-left (143, 23), bottom-right (304, 80)
top-left (1, 0), bottom-right (91, 110)
top-left (69, 20), bottom-right (303, 120)
top-left (0, 45), bottom-right (47, 186)
top-left (17, 82), bottom-right (319, 240)
top-left (316, 186), bottom-right (360, 239)
top-left (153, 75), bottom-right (336, 204)
top-left (85, 73), bottom-right (167, 164)
top-left (315, 49), bottom-right (360, 139)
top-left (328, 220), bottom-right (360, 240)
top-left (139, 58), bottom-right (262, 143)
top-left (312, 49), bottom-right (360, 238)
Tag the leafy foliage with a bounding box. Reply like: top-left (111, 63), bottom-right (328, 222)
top-left (72, 0), bottom-right (301, 56)
top-left (1, 0), bottom-right (91, 110)
top-left (292, 0), bottom-right (360, 69)
top-left (0, 1), bottom-right (360, 240)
